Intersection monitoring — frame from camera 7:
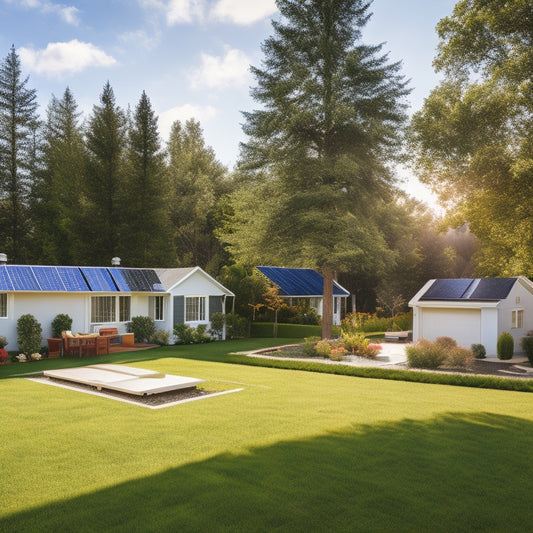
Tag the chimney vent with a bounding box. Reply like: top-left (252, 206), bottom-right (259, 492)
top-left (0, 253), bottom-right (7, 264)
top-left (111, 257), bottom-right (121, 266)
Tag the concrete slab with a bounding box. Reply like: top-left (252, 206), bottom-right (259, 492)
top-left (43, 364), bottom-right (204, 396)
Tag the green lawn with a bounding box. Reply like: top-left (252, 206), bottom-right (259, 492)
top-left (1, 339), bottom-right (533, 531)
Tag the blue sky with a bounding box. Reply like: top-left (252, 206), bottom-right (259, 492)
top-left (0, 0), bottom-right (457, 207)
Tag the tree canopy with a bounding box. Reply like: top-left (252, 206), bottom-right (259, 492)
top-left (409, 0), bottom-right (532, 277)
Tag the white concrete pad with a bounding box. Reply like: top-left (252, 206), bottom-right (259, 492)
top-left (43, 364), bottom-right (204, 396)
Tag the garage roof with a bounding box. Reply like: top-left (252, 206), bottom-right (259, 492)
top-left (420, 278), bottom-right (517, 301)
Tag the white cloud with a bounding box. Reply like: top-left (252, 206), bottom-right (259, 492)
top-left (188, 47), bottom-right (251, 89)
top-left (3, 0), bottom-right (81, 25)
top-left (210, 0), bottom-right (277, 25)
top-left (139, 0), bottom-right (205, 25)
top-left (158, 103), bottom-right (216, 141)
top-left (118, 29), bottom-right (160, 50)
top-left (20, 40), bottom-right (116, 78)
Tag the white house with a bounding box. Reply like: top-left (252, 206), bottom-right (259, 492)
top-left (256, 266), bottom-right (350, 326)
top-left (409, 277), bottom-right (533, 356)
top-left (0, 263), bottom-right (234, 351)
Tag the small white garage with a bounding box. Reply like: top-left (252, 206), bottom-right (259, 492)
top-left (409, 277), bottom-right (533, 356)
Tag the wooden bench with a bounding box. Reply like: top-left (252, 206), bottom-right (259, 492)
top-left (99, 328), bottom-right (120, 345)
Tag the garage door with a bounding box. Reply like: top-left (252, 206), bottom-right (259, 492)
top-left (420, 308), bottom-right (481, 348)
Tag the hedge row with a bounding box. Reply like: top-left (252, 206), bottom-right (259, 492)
top-left (226, 353), bottom-right (533, 393)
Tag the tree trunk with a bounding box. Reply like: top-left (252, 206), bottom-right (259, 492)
top-left (322, 266), bottom-right (333, 340)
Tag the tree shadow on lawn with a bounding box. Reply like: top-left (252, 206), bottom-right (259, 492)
top-left (3, 412), bottom-right (533, 532)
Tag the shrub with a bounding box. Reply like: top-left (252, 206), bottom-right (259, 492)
top-left (0, 335), bottom-right (7, 349)
top-left (342, 313), bottom-right (392, 334)
top-left (315, 340), bottom-right (332, 358)
top-left (342, 332), bottom-right (368, 354)
top-left (174, 323), bottom-right (196, 344)
top-left (406, 339), bottom-right (446, 369)
top-left (329, 347), bottom-right (347, 361)
top-left (392, 311), bottom-right (413, 331)
top-left (497, 332), bottom-right (514, 360)
top-left (435, 336), bottom-right (458, 350)
top-left (359, 343), bottom-right (382, 360)
top-left (471, 343), bottom-right (486, 359)
top-left (151, 330), bottom-right (170, 346)
top-left (194, 324), bottom-right (212, 344)
top-left (209, 312), bottom-right (225, 340)
top-left (51, 313), bottom-right (73, 338)
top-left (302, 336), bottom-right (320, 357)
top-left (131, 316), bottom-right (156, 343)
top-left (17, 314), bottom-right (42, 356)
top-left (443, 346), bottom-right (475, 370)
top-left (226, 313), bottom-right (250, 339)
top-left (520, 336), bottom-right (533, 365)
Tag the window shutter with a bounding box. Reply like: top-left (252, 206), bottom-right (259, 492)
top-left (173, 295), bottom-right (184, 324)
top-left (209, 296), bottom-right (223, 318)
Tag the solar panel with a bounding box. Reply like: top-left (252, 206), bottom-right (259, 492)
top-left (7, 265), bottom-right (41, 291)
top-left (257, 266), bottom-right (349, 296)
top-left (420, 279), bottom-right (474, 300)
top-left (57, 267), bottom-right (90, 292)
top-left (469, 278), bottom-right (516, 300)
top-left (107, 268), bottom-right (130, 291)
top-left (32, 266), bottom-right (66, 291)
top-left (0, 265), bottom-right (14, 291)
top-left (80, 267), bottom-right (118, 292)
top-left (141, 269), bottom-right (165, 292)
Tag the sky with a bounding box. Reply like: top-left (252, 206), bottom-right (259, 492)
top-left (0, 0), bottom-right (457, 208)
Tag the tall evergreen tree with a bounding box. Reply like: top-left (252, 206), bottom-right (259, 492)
top-left (222, 0), bottom-right (409, 338)
top-left (167, 119), bottom-right (230, 273)
top-left (32, 87), bottom-right (85, 264)
top-left (0, 45), bottom-right (39, 262)
top-left (119, 91), bottom-right (173, 266)
top-left (83, 82), bottom-right (127, 264)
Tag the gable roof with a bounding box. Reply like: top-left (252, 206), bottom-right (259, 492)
top-left (0, 264), bottom-right (164, 293)
top-left (154, 267), bottom-right (234, 296)
top-left (419, 278), bottom-right (517, 302)
top-left (257, 266), bottom-right (349, 297)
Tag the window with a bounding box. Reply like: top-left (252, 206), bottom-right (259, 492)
top-left (512, 309), bottom-right (524, 329)
top-left (0, 293), bottom-right (7, 318)
top-left (119, 296), bottom-right (131, 322)
top-left (154, 295), bottom-right (164, 321)
top-left (186, 296), bottom-right (206, 321)
top-left (91, 295), bottom-right (131, 323)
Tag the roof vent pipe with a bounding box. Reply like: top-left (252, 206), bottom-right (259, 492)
top-left (111, 257), bottom-right (121, 266)
top-left (0, 253), bottom-right (7, 264)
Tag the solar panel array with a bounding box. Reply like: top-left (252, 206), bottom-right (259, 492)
top-left (0, 265), bottom-right (164, 293)
top-left (257, 266), bottom-right (349, 296)
top-left (421, 278), bottom-right (517, 301)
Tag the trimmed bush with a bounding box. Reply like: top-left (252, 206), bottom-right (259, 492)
top-left (226, 313), bottom-right (250, 339)
top-left (302, 336), bottom-right (320, 357)
top-left (315, 340), bottom-right (332, 358)
top-left (17, 314), bottom-right (42, 356)
top-left (152, 330), bottom-right (170, 346)
top-left (520, 336), bottom-right (533, 365)
top-left (342, 332), bottom-right (368, 354)
top-left (406, 339), bottom-right (446, 369)
top-left (51, 313), bottom-right (73, 338)
top-left (131, 316), bottom-right (156, 343)
top-left (194, 324), bottom-right (212, 344)
top-left (209, 312), bottom-right (225, 340)
top-left (471, 343), bottom-right (486, 359)
top-left (174, 323), bottom-right (196, 344)
top-left (497, 332), bottom-right (514, 360)
top-left (443, 346), bottom-right (475, 370)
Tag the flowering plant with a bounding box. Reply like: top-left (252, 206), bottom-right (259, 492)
top-left (16, 353), bottom-right (27, 362)
top-left (30, 353), bottom-right (42, 361)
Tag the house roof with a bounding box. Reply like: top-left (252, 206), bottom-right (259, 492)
top-left (0, 264), bottom-right (165, 293)
top-left (256, 266), bottom-right (350, 297)
top-left (419, 278), bottom-right (517, 302)
top-left (154, 267), bottom-right (235, 296)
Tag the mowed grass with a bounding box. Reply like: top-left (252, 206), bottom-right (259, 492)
top-left (1, 339), bottom-right (533, 532)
